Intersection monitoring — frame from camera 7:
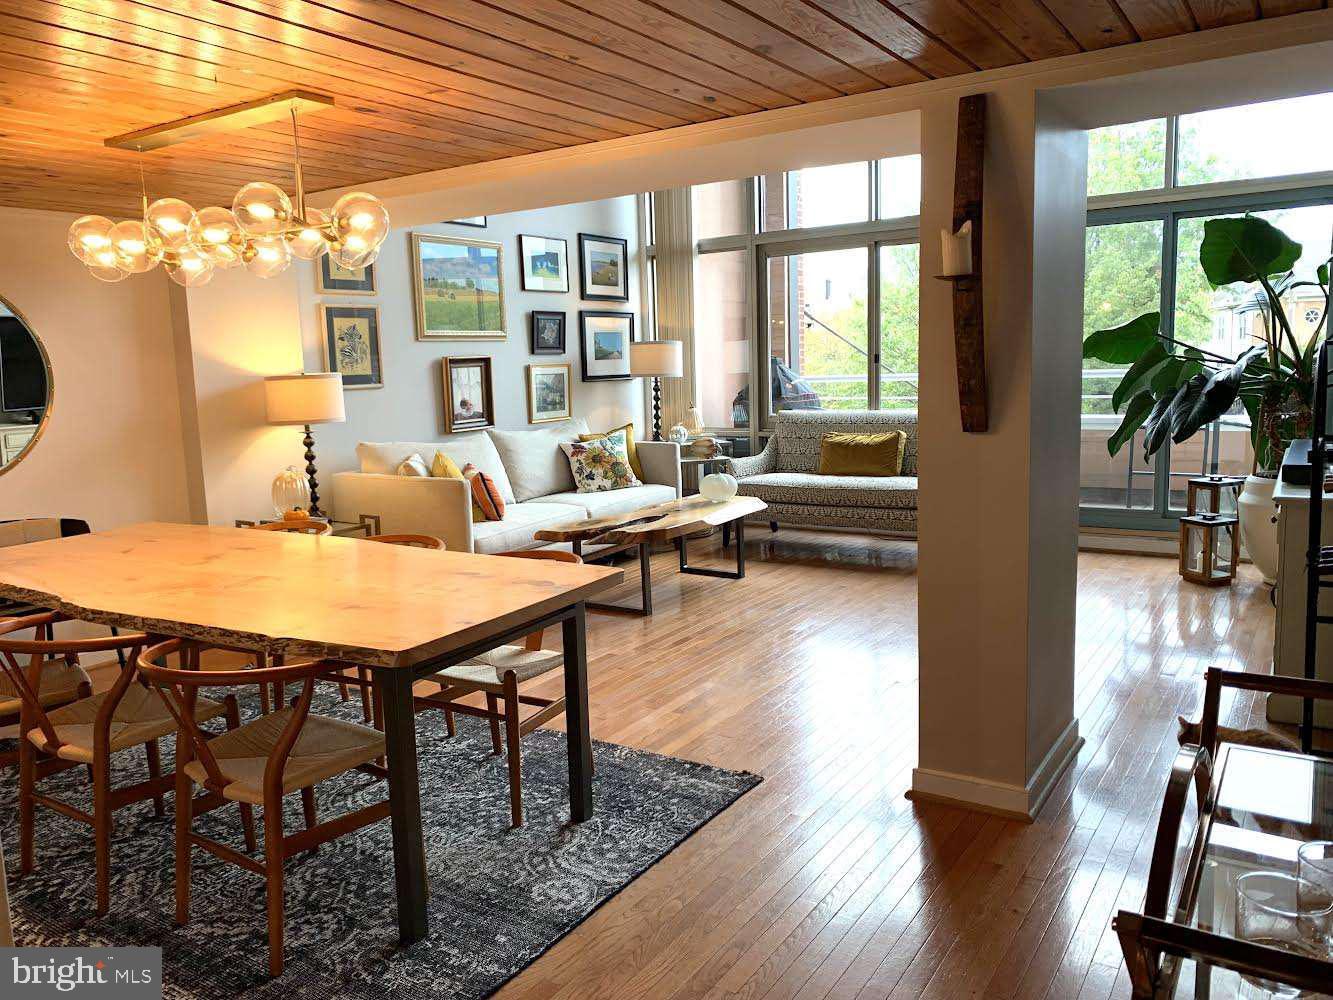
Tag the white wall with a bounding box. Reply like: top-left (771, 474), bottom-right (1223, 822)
top-left (294, 196), bottom-right (645, 479)
top-left (0, 207), bottom-right (191, 530)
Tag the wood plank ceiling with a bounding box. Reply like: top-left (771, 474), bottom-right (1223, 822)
top-left (0, 0), bottom-right (1321, 217)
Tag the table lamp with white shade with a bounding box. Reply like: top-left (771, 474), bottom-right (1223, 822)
top-left (629, 339), bottom-right (683, 442)
top-left (264, 372), bottom-right (345, 518)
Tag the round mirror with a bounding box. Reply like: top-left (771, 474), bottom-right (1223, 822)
top-left (0, 295), bottom-right (52, 476)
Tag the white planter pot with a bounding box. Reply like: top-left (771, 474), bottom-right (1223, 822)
top-left (1237, 474), bottom-right (1279, 585)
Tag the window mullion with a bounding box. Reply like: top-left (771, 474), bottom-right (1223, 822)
top-left (1164, 114), bottom-right (1180, 190)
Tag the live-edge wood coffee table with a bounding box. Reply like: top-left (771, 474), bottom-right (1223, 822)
top-left (534, 495), bottom-right (767, 616)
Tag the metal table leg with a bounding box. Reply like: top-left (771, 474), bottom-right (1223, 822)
top-left (562, 603), bottom-right (594, 822)
top-left (586, 541), bottom-right (653, 616)
top-left (678, 518), bottom-right (747, 580)
top-left (374, 666), bottom-right (428, 945)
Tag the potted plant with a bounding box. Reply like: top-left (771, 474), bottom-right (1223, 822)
top-left (1083, 215), bottom-right (1329, 584)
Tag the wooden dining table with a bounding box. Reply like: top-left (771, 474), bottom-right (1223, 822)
top-left (0, 522), bottom-right (622, 945)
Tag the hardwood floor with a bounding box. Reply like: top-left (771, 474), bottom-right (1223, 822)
top-left (497, 528), bottom-right (1275, 1000)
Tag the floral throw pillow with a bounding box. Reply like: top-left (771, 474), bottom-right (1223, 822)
top-left (560, 429), bottom-right (642, 493)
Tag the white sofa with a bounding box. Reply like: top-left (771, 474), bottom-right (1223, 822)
top-left (331, 418), bottom-right (681, 553)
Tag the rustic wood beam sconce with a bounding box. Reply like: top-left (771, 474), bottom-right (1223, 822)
top-left (936, 93), bottom-right (989, 433)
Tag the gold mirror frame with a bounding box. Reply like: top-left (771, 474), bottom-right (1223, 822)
top-left (0, 294), bottom-right (53, 478)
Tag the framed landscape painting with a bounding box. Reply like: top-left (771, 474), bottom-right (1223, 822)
top-left (441, 356), bottom-right (495, 433)
top-left (578, 233), bottom-right (629, 302)
top-left (530, 310), bottom-right (566, 355)
top-left (320, 305), bottom-right (382, 389)
top-left (527, 363), bottom-right (573, 424)
top-left (519, 234), bottom-right (569, 293)
top-left (316, 255), bottom-right (375, 295)
top-left (579, 310), bottom-right (634, 381)
top-left (411, 233), bottom-right (506, 341)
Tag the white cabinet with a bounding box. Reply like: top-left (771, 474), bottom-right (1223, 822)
top-left (0, 423), bottom-right (35, 466)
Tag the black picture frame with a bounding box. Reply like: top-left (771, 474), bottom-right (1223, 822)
top-left (530, 311), bottom-right (566, 355)
top-left (518, 234), bottom-right (570, 293)
top-left (320, 305), bottom-right (383, 389)
top-left (447, 217), bottom-right (487, 228)
top-left (579, 310), bottom-right (635, 381)
top-left (578, 233), bottom-right (629, 302)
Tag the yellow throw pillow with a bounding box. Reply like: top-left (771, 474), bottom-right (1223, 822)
top-left (429, 451), bottom-right (484, 522)
top-left (430, 451), bottom-right (464, 480)
top-left (580, 422), bottom-right (644, 481)
top-left (818, 431), bottom-right (905, 477)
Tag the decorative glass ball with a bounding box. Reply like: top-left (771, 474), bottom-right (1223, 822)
top-left (188, 207), bottom-right (243, 265)
top-left (245, 236), bottom-right (292, 277)
top-left (67, 215), bottom-right (116, 265)
top-left (146, 198), bottom-right (196, 251)
top-left (331, 191), bottom-right (390, 253)
top-left (166, 247), bottom-right (215, 287)
top-left (699, 472), bottom-right (738, 501)
top-left (331, 243), bottom-right (378, 270)
top-left (287, 208), bottom-right (330, 260)
top-left (668, 424), bottom-right (690, 444)
top-left (233, 182), bottom-right (292, 236)
top-left (109, 220), bottom-right (161, 273)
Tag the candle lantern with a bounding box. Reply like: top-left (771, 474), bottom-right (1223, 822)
top-left (1179, 512), bottom-right (1239, 586)
top-left (1185, 475), bottom-right (1245, 517)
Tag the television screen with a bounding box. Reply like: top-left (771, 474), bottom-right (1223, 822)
top-left (0, 317), bottom-right (47, 412)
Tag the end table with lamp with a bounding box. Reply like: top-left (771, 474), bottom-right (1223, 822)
top-left (264, 371), bottom-right (345, 518)
top-left (629, 340), bottom-right (683, 442)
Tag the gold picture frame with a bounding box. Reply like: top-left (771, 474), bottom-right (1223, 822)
top-left (315, 255), bottom-right (376, 295)
top-left (411, 232), bottom-right (506, 341)
top-left (526, 363), bottom-right (573, 424)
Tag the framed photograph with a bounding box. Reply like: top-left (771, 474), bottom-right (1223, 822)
top-left (448, 217), bottom-right (487, 227)
top-left (316, 255), bottom-right (376, 295)
top-left (320, 305), bottom-right (382, 389)
top-left (441, 356), bottom-right (495, 433)
top-left (519, 234), bottom-right (569, 293)
top-left (411, 233), bottom-right (506, 341)
top-left (527, 363), bottom-right (573, 424)
top-left (579, 310), bottom-right (635, 381)
top-left (530, 311), bottom-right (566, 355)
top-left (578, 234), bottom-right (629, 301)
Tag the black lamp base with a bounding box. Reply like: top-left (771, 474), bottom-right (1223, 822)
top-left (651, 376), bottom-right (663, 442)
top-left (302, 423), bottom-right (324, 518)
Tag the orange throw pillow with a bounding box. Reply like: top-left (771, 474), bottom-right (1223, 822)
top-left (462, 463), bottom-right (505, 521)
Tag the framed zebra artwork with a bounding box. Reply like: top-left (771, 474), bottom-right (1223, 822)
top-left (320, 304), bottom-right (383, 389)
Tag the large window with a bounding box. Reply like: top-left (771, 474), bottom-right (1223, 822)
top-left (685, 156), bottom-right (922, 442)
top-left (1081, 95), bottom-right (1333, 529)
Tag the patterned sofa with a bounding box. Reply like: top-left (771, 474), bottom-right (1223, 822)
top-left (725, 410), bottom-right (919, 537)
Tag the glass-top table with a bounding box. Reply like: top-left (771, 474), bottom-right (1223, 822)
top-left (1117, 742), bottom-right (1333, 998)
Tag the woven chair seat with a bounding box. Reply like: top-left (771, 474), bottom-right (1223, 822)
top-left (30, 685), bottom-right (227, 763)
top-left (431, 645), bottom-right (564, 687)
top-left (0, 657), bottom-right (90, 717)
top-left (183, 707), bottom-right (385, 804)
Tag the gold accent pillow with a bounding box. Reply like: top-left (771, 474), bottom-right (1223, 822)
top-left (580, 422), bottom-right (644, 481)
top-left (817, 431), bottom-right (905, 477)
top-left (430, 451), bottom-right (464, 480)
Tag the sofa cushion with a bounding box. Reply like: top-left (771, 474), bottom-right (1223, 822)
top-left (487, 419), bottom-right (589, 502)
top-left (539, 484), bottom-right (676, 518)
top-left (357, 437), bottom-right (515, 504)
top-left (772, 411), bottom-right (919, 476)
top-left (737, 472), bottom-right (918, 510)
top-left (470, 502), bottom-right (586, 554)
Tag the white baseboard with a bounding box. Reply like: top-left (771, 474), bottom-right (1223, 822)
top-left (909, 719), bottom-right (1082, 821)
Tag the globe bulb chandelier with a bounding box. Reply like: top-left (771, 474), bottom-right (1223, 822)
top-left (68, 104), bottom-right (389, 287)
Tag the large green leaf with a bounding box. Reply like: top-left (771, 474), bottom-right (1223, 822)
top-left (1083, 312), bottom-right (1160, 364)
top-left (1180, 346), bottom-right (1264, 433)
top-left (1112, 342), bottom-right (1170, 412)
top-left (1199, 216), bottom-right (1302, 288)
top-left (1142, 395), bottom-right (1176, 458)
top-left (1107, 391), bottom-right (1155, 457)
top-left (1149, 355), bottom-right (1203, 396)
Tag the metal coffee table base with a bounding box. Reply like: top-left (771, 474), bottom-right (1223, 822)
top-left (678, 518), bottom-right (746, 580)
top-left (571, 538), bottom-right (652, 616)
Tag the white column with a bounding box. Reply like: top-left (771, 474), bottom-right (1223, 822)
top-left (912, 85), bottom-right (1087, 819)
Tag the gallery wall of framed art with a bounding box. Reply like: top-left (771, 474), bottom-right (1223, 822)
top-left (294, 195), bottom-right (647, 467)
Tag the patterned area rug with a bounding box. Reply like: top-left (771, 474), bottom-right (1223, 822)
top-left (2, 693), bottom-right (760, 999)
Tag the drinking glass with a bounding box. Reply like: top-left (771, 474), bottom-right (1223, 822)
top-left (1234, 871), bottom-right (1329, 999)
top-left (1297, 841), bottom-right (1333, 957)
